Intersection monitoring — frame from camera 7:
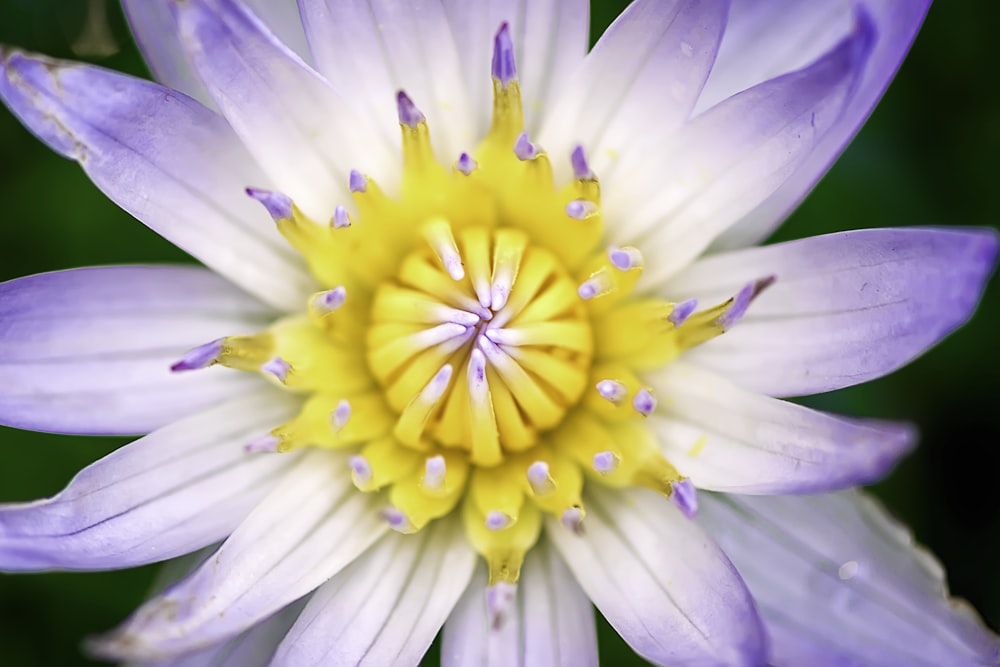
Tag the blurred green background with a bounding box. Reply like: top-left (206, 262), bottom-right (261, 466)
top-left (0, 1), bottom-right (997, 665)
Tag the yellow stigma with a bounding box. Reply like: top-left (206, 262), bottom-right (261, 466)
top-left (174, 25), bottom-right (773, 589)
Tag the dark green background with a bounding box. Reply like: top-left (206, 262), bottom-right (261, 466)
top-left (0, 1), bottom-right (997, 665)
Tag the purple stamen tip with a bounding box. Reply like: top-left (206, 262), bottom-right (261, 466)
top-left (349, 170), bottom-right (367, 193)
top-left (170, 338), bottom-right (223, 372)
top-left (332, 399), bottom-right (351, 430)
top-left (570, 145), bottom-right (593, 180)
top-left (669, 298), bottom-right (698, 327)
top-left (331, 205), bottom-right (351, 229)
top-left (596, 379), bottom-right (627, 403)
top-left (244, 433), bottom-right (279, 454)
top-left (485, 511), bottom-right (511, 531)
top-left (261, 357), bottom-right (292, 383)
top-left (491, 22), bottom-right (517, 86)
top-left (670, 479), bottom-right (699, 519)
top-left (592, 450), bottom-right (619, 474)
top-left (717, 275), bottom-right (775, 330)
top-left (246, 187), bottom-right (293, 221)
top-left (513, 132), bottom-right (538, 160)
top-left (632, 388), bottom-right (656, 416)
top-left (314, 286), bottom-right (347, 313)
top-left (396, 90), bottom-right (425, 128)
top-left (485, 582), bottom-right (517, 630)
top-left (561, 507), bottom-right (585, 534)
top-left (456, 152), bottom-right (477, 175)
top-left (608, 246), bottom-right (641, 271)
top-left (381, 507), bottom-right (410, 530)
top-left (566, 199), bottom-right (598, 220)
top-left (349, 455), bottom-right (372, 483)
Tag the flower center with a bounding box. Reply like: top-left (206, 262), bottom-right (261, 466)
top-left (368, 224), bottom-right (592, 466)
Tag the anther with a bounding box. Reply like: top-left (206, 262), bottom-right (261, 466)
top-left (422, 455), bottom-right (447, 491)
top-left (608, 246), bottom-right (642, 271)
top-left (261, 357), bottom-right (292, 383)
top-left (670, 479), bottom-right (698, 519)
top-left (592, 450), bottom-right (620, 474)
top-left (570, 145), bottom-right (594, 180)
top-left (577, 270), bottom-right (612, 300)
top-left (456, 152), bottom-right (477, 175)
top-left (526, 461), bottom-right (555, 496)
top-left (396, 90), bottom-right (425, 128)
top-left (312, 286), bottom-right (347, 314)
top-left (565, 199), bottom-right (598, 220)
top-left (491, 22), bottom-right (517, 87)
top-left (331, 399), bottom-right (351, 431)
top-left (668, 298), bottom-right (698, 327)
top-left (331, 205), bottom-right (351, 229)
top-left (245, 187), bottom-right (292, 221)
top-left (349, 455), bottom-right (373, 486)
top-left (632, 388), bottom-right (656, 416)
top-left (381, 507), bottom-right (415, 533)
top-left (170, 338), bottom-right (223, 372)
top-left (349, 170), bottom-right (368, 193)
top-left (595, 379), bottom-right (628, 404)
top-left (561, 507), bottom-right (585, 534)
top-left (485, 510), bottom-right (512, 531)
top-left (244, 434), bottom-right (279, 453)
top-left (513, 132), bottom-right (539, 160)
top-left (485, 582), bottom-right (517, 630)
top-left (718, 275), bottom-right (776, 330)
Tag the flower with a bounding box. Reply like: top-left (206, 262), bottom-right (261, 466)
top-left (0, 0), bottom-right (997, 665)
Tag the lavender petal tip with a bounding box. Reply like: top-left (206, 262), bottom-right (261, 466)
top-left (170, 338), bottom-right (223, 372)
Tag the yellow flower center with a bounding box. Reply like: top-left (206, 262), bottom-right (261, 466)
top-left (173, 25), bottom-right (768, 587)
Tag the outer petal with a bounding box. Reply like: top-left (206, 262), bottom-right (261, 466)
top-left (663, 228), bottom-right (999, 397)
top-left (442, 0), bottom-right (589, 138)
top-left (540, 0), bottom-right (728, 183)
top-left (0, 390), bottom-right (301, 571)
top-left (273, 517), bottom-right (475, 666)
top-left (703, 0), bottom-right (932, 249)
top-left (645, 361), bottom-right (914, 493)
top-left (699, 491), bottom-right (1000, 667)
top-left (91, 449), bottom-right (387, 661)
top-left (0, 51), bottom-right (314, 310)
top-left (124, 0), bottom-right (309, 108)
top-left (0, 266), bottom-right (270, 435)
top-left (547, 486), bottom-right (766, 667)
top-left (601, 9), bottom-right (873, 286)
top-left (297, 0), bottom-right (473, 163)
top-left (441, 537), bottom-right (598, 667)
top-left (172, 0), bottom-right (396, 221)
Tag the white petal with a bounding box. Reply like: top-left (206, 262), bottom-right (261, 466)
top-left (173, 0), bottom-right (396, 220)
top-left (273, 517), bottom-right (475, 666)
top-left (0, 389), bottom-right (301, 571)
top-left (662, 228), bottom-right (998, 397)
top-left (547, 485), bottom-right (766, 667)
top-left (298, 0), bottom-right (473, 164)
top-left (699, 491), bottom-right (1000, 667)
top-left (441, 536), bottom-right (598, 667)
top-left (92, 449), bottom-right (387, 662)
top-left (645, 360), bottom-right (914, 493)
top-left (0, 266), bottom-right (272, 435)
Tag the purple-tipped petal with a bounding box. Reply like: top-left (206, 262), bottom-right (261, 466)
top-left (669, 298), bottom-right (698, 327)
top-left (647, 361), bottom-right (916, 494)
top-left (442, 538), bottom-right (598, 667)
top-left (705, 1), bottom-right (933, 250)
top-left (700, 490), bottom-right (1000, 666)
top-left (272, 520), bottom-right (475, 666)
top-left (514, 132), bottom-right (539, 160)
top-left (548, 486), bottom-right (767, 666)
top-left (170, 339), bottom-right (224, 372)
top-left (491, 22), bottom-right (517, 86)
top-left (0, 48), bottom-right (314, 309)
top-left (348, 169), bottom-right (367, 193)
top-left (0, 391), bottom-right (299, 571)
top-left (245, 187), bottom-right (293, 222)
top-left (90, 449), bottom-right (387, 661)
top-left (667, 228), bottom-right (999, 397)
top-left (0, 266), bottom-right (268, 435)
top-left (455, 152), bottom-right (477, 175)
top-left (570, 144), bottom-right (594, 180)
top-left (605, 13), bottom-right (877, 285)
top-left (170, 0), bottom-right (393, 222)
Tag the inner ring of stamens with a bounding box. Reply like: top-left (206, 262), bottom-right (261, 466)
top-left (367, 223), bottom-right (593, 465)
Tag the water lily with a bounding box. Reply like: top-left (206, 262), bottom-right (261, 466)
top-left (1, 0), bottom-right (997, 665)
